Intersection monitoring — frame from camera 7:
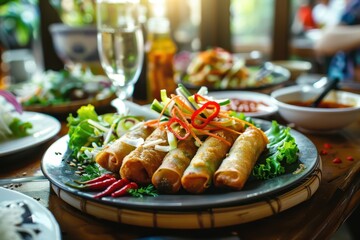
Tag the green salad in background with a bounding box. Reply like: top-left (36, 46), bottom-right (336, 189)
top-left (11, 67), bottom-right (115, 107)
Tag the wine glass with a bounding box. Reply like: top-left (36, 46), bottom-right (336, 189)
top-left (96, 0), bottom-right (144, 100)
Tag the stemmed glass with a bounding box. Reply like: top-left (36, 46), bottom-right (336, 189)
top-left (96, 0), bottom-right (144, 100)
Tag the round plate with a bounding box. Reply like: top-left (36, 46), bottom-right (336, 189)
top-left (50, 161), bottom-right (321, 229)
top-left (207, 91), bottom-right (278, 117)
top-left (0, 112), bottom-right (61, 157)
top-left (22, 94), bottom-right (116, 115)
top-left (178, 65), bottom-right (290, 91)
top-left (41, 119), bottom-right (319, 211)
top-left (0, 187), bottom-right (61, 239)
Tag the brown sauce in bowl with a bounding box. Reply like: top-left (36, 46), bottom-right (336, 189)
top-left (286, 100), bottom-right (353, 108)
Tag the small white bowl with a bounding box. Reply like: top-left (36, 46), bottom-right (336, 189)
top-left (270, 60), bottom-right (312, 81)
top-left (271, 85), bottom-right (360, 132)
top-left (49, 23), bottom-right (99, 64)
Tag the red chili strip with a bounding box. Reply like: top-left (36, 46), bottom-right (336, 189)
top-left (74, 173), bottom-right (115, 184)
top-left (93, 178), bottom-right (130, 199)
top-left (167, 117), bottom-right (191, 140)
top-left (111, 182), bottom-right (139, 197)
top-left (346, 156), bottom-right (354, 161)
top-left (191, 101), bottom-right (220, 129)
top-left (332, 157), bottom-right (342, 164)
top-left (66, 178), bottom-right (117, 191)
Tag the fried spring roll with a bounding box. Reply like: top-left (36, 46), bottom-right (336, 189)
top-left (181, 129), bottom-right (240, 194)
top-left (214, 127), bottom-right (268, 190)
top-left (120, 128), bottom-right (168, 185)
top-left (151, 137), bottom-right (198, 193)
top-left (95, 126), bottom-right (154, 172)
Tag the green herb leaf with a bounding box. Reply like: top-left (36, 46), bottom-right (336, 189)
top-left (80, 163), bottom-right (102, 182)
top-left (128, 184), bottom-right (159, 198)
top-left (9, 118), bottom-right (32, 137)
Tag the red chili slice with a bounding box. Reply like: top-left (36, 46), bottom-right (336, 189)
top-left (167, 117), bottom-right (191, 140)
top-left (191, 101), bottom-right (220, 129)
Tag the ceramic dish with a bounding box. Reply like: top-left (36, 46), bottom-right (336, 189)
top-left (178, 64), bottom-right (290, 91)
top-left (22, 94), bottom-right (116, 115)
top-left (269, 60), bottom-right (312, 81)
top-left (271, 85), bottom-right (360, 133)
top-left (41, 119), bottom-right (319, 211)
top-left (0, 187), bottom-right (61, 239)
top-left (207, 91), bottom-right (278, 118)
top-left (50, 160), bottom-right (321, 229)
top-left (0, 112), bottom-right (61, 157)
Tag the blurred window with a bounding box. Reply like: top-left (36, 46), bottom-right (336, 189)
top-left (230, 0), bottom-right (275, 57)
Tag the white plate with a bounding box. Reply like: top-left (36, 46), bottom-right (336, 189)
top-left (0, 112), bottom-right (61, 157)
top-left (0, 187), bottom-right (61, 240)
top-left (208, 91), bottom-right (278, 117)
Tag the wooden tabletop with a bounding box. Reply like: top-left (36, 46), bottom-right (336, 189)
top-left (0, 106), bottom-right (359, 240)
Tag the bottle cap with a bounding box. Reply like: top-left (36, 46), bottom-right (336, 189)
top-left (147, 17), bottom-right (170, 34)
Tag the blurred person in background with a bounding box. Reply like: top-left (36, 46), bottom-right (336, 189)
top-left (312, 0), bottom-right (345, 28)
top-left (292, 0), bottom-right (318, 35)
top-left (315, 0), bottom-right (360, 82)
top-left (315, 1), bottom-right (360, 239)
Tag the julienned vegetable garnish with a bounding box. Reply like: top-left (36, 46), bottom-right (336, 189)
top-left (65, 84), bottom-right (300, 197)
top-left (191, 101), bottom-right (220, 129)
top-left (148, 84), bottom-right (255, 147)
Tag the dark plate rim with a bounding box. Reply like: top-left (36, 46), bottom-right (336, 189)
top-left (178, 64), bottom-right (291, 91)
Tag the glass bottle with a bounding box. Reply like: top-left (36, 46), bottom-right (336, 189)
top-left (146, 17), bottom-right (177, 101)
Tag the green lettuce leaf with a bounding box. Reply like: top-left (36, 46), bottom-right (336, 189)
top-left (66, 104), bottom-right (101, 158)
top-left (9, 118), bottom-right (33, 137)
top-left (253, 121), bottom-right (299, 180)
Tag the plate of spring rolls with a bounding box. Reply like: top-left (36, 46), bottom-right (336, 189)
top-left (41, 118), bottom-right (319, 211)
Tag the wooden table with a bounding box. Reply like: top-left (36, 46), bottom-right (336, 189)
top-left (0, 107), bottom-right (359, 240)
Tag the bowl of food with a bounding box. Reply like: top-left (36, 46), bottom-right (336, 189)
top-left (270, 60), bottom-right (312, 81)
top-left (49, 23), bottom-right (99, 64)
top-left (270, 85), bottom-right (360, 132)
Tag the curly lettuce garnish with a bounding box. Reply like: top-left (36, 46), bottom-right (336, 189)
top-left (253, 121), bottom-right (299, 180)
top-left (67, 104), bottom-right (143, 162)
top-left (67, 104), bottom-right (106, 160)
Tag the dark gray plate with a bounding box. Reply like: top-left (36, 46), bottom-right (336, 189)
top-left (41, 119), bottom-right (319, 211)
top-left (179, 64), bottom-right (290, 91)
